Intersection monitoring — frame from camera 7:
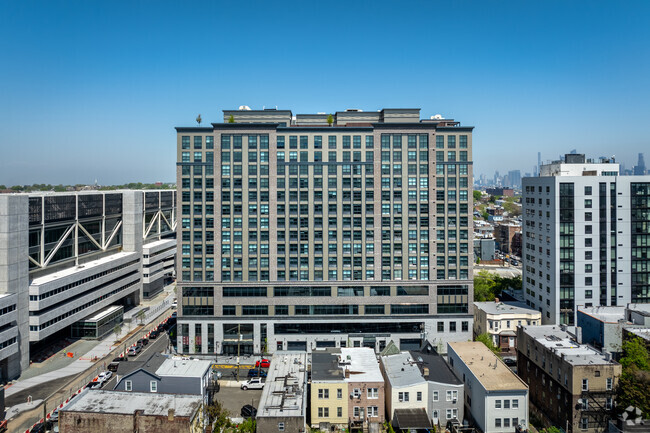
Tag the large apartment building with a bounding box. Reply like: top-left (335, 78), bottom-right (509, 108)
top-left (522, 154), bottom-right (650, 325)
top-left (175, 108), bottom-right (474, 356)
top-left (0, 190), bottom-right (176, 381)
top-left (517, 325), bottom-right (620, 433)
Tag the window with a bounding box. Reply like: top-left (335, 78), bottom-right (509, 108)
top-left (368, 388), bottom-right (379, 399)
top-left (495, 419), bottom-right (502, 428)
top-left (504, 399), bottom-right (510, 409)
top-left (417, 391), bottom-right (422, 401)
top-left (278, 422), bottom-right (285, 431)
top-left (318, 407), bottom-right (329, 417)
top-left (398, 392), bottom-right (409, 402)
top-left (581, 417), bottom-right (588, 430)
top-left (447, 390), bottom-right (458, 401)
top-left (318, 388), bottom-right (329, 399)
top-left (337, 407), bottom-right (343, 417)
top-left (446, 408), bottom-right (458, 420)
top-left (512, 399), bottom-right (518, 409)
top-left (582, 378), bottom-right (588, 391)
top-left (150, 380), bottom-right (157, 392)
top-left (125, 380), bottom-right (132, 391)
top-left (504, 418), bottom-right (511, 428)
top-left (495, 399), bottom-right (502, 409)
top-left (606, 377), bottom-right (612, 390)
top-left (433, 391), bottom-right (439, 401)
top-left (337, 388), bottom-right (343, 399)
top-left (433, 410), bottom-right (439, 420)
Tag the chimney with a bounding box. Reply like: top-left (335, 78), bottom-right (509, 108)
top-left (575, 327), bottom-right (583, 344)
top-left (423, 367), bottom-right (429, 378)
top-left (345, 369), bottom-right (350, 379)
top-left (168, 408), bottom-right (175, 421)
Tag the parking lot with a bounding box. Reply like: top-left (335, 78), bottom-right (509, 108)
top-left (216, 386), bottom-right (263, 418)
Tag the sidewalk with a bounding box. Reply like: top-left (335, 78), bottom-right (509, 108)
top-left (5, 284), bottom-right (175, 398)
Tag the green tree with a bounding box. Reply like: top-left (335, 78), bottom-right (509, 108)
top-left (474, 270), bottom-right (498, 301)
top-left (236, 417), bottom-right (256, 433)
top-left (327, 114), bottom-right (334, 126)
top-left (503, 200), bottom-right (521, 217)
top-left (113, 323), bottom-right (122, 339)
top-left (228, 115), bottom-right (235, 123)
top-left (540, 427), bottom-right (563, 433)
top-left (481, 210), bottom-right (489, 220)
top-left (204, 400), bottom-right (230, 430)
top-left (136, 309), bottom-right (146, 325)
top-left (473, 190), bottom-right (482, 202)
top-left (617, 337), bottom-right (650, 417)
top-left (476, 333), bottom-right (500, 355)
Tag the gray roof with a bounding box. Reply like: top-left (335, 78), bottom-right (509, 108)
top-left (156, 358), bottom-right (212, 378)
top-left (311, 351), bottom-right (344, 381)
top-left (116, 352), bottom-right (166, 378)
top-left (257, 351), bottom-right (308, 420)
top-left (61, 389), bottom-right (201, 417)
top-left (408, 351), bottom-right (462, 386)
top-left (381, 352), bottom-right (426, 388)
top-left (393, 408), bottom-right (432, 429)
top-left (474, 301), bottom-right (541, 316)
top-left (578, 306), bottom-right (627, 323)
top-left (521, 325), bottom-right (619, 366)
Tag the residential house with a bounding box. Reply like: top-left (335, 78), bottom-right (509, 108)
top-left (448, 341), bottom-right (529, 433)
top-left (473, 301), bottom-right (541, 355)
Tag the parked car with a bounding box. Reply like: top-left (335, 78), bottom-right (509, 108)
top-left (247, 368), bottom-right (267, 378)
top-left (241, 378), bottom-right (265, 390)
top-left (107, 362), bottom-right (120, 372)
top-left (137, 338), bottom-right (149, 346)
top-left (97, 371), bottom-right (112, 383)
top-left (255, 358), bottom-right (271, 368)
top-left (503, 358), bottom-right (517, 367)
top-left (149, 329), bottom-right (159, 339)
top-left (113, 355), bottom-right (128, 362)
top-left (128, 345), bottom-right (142, 356)
top-left (30, 421), bottom-right (53, 433)
top-left (86, 380), bottom-right (102, 390)
top-left (241, 404), bottom-right (257, 419)
top-left (49, 408), bottom-right (59, 423)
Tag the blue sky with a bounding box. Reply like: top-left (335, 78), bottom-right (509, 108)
top-left (1, 0), bottom-right (649, 185)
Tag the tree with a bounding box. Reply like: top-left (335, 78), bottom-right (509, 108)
top-left (136, 309), bottom-right (146, 325)
top-left (228, 115), bottom-right (235, 123)
top-left (474, 270), bottom-right (498, 301)
top-left (327, 114), bottom-right (333, 126)
top-left (503, 200), bottom-right (521, 217)
top-left (113, 323), bottom-right (122, 340)
top-left (476, 333), bottom-right (500, 355)
top-left (540, 427), bottom-right (563, 433)
top-left (204, 400), bottom-right (230, 431)
top-left (473, 190), bottom-right (482, 202)
top-left (617, 337), bottom-right (650, 417)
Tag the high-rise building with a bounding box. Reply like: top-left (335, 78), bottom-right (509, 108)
top-left (522, 154), bottom-right (650, 325)
top-left (0, 190), bottom-right (176, 381)
top-left (175, 108), bottom-right (475, 355)
top-left (634, 153), bottom-right (647, 176)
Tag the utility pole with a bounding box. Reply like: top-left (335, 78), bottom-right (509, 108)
top-left (236, 323), bottom-right (241, 382)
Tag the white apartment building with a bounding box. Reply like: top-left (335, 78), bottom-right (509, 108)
top-left (447, 341), bottom-right (529, 433)
top-left (522, 154), bottom-right (650, 325)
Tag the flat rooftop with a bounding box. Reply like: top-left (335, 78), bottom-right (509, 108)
top-left (521, 325), bottom-right (618, 366)
top-left (311, 351), bottom-right (345, 381)
top-left (340, 348), bottom-right (383, 383)
top-left (449, 342), bottom-right (528, 392)
top-left (578, 306), bottom-right (627, 323)
top-left (155, 358), bottom-right (212, 378)
top-left (30, 251), bottom-right (139, 286)
top-left (474, 301), bottom-right (541, 316)
top-left (258, 351), bottom-right (308, 419)
top-left (61, 389), bottom-right (201, 417)
top-left (84, 305), bottom-right (123, 322)
top-left (143, 238), bottom-right (176, 249)
top-left (624, 327), bottom-right (650, 342)
top-left (381, 352), bottom-right (426, 388)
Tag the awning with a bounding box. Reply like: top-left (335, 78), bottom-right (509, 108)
top-left (393, 408), bottom-right (432, 429)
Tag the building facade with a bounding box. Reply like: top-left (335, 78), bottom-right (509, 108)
top-left (517, 325), bottom-right (621, 433)
top-left (473, 301), bottom-right (541, 355)
top-left (522, 154), bottom-right (650, 325)
top-left (448, 341), bottom-right (529, 433)
top-left (0, 190), bottom-right (176, 382)
top-left (175, 108), bottom-right (474, 355)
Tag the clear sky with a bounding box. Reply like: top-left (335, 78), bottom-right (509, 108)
top-left (1, 0), bottom-right (649, 185)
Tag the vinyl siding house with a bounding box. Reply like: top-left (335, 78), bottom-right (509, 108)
top-left (114, 355), bottom-right (214, 406)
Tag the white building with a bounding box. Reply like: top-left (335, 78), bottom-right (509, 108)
top-left (447, 341), bottom-right (528, 433)
top-left (0, 190), bottom-right (176, 381)
top-left (473, 301), bottom-right (541, 354)
top-left (522, 154), bottom-right (650, 325)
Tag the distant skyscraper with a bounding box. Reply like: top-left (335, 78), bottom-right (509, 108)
top-left (634, 153), bottom-right (647, 175)
top-left (537, 152), bottom-right (541, 177)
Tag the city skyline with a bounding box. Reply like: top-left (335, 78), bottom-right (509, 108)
top-left (2, 0), bottom-right (650, 185)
